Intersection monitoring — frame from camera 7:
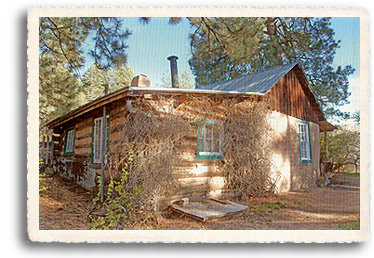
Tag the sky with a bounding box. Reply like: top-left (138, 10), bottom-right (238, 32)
top-left (330, 17), bottom-right (360, 116)
top-left (124, 17), bottom-right (194, 87)
top-left (83, 17), bottom-right (361, 116)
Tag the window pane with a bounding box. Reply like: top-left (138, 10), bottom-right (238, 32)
top-left (298, 122), bottom-right (311, 161)
top-left (199, 125), bottom-right (205, 152)
top-left (198, 121), bottom-right (223, 156)
top-left (65, 130), bottom-right (74, 153)
top-left (204, 137), bottom-right (212, 153)
top-left (212, 126), bottom-right (221, 153)
top-left (205, 125), bottom-right (212, 140)
top-left (301, 142), bottom-right (306, 159)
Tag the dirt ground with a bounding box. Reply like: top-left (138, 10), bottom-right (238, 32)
top-left (39, 173), bottom-right (360, 230)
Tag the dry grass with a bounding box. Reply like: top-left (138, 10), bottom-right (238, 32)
top-left (39, 173), bottom-right (360, 230)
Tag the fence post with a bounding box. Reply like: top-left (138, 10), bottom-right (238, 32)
top-left (50, 135), bottom-right (54, 166)
top-left (41, 135), bottom-right (45, 161)
top-left (46, 135), bottom-right (50, 164)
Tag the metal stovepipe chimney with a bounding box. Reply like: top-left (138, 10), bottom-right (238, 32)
top-left (167, 55), bottom-right (179, 88)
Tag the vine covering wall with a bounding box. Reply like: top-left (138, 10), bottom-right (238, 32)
top-left (97, 96), bottom-right (275, 227)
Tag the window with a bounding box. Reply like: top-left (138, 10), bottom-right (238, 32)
top-left (297, 120), bottom-right (312, 162)
top-left (64, 129), bottom-right (75, 155)
top-left (92, 116), bottom-right (110, 164)
top-left (197, 120), bottom-right (224, 159)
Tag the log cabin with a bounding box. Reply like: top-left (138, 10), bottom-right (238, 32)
top-left (45, 60), bottom-right (336, 210)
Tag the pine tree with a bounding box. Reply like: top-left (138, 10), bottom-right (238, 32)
top-left (159, 69), bottom-right (194, 89)
top-left (142, 17), bottom-right (354, 120)
top-left (80, 64), bottom-right (135, 104)
top-left (39, 17), bottom-right (131, 71)
top-left (39, 17), bottom-right (132, 125)
top-left (188, 17), bottom-right (355, 119)
top-left (39, 54), bottom-right (85, 126)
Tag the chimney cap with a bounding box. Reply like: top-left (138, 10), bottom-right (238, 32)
top-left (167, 55), bottom-right (179, 61)
top-left (131, 74), bottom-right (151, 88)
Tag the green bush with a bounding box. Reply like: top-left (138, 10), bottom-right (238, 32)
top-left (90, 152), bottom-right (142, 230)
top-left (39, 159), bottom-right (52, 193)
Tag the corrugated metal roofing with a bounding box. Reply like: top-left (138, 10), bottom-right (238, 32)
top-left (47, 61), bottom-right (334, 129)
top-left (197, 62), bottom-right (299, 94)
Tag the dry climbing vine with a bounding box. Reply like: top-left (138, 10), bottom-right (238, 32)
top-left (92, 96), bottom-right (276, 228)
top-left (101, 97), bottom-right (192, 227)
top-left (220, 100), bottom-right (276, 199)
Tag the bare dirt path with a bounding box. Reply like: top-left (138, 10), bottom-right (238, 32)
top-left (39, 173), bottom-right (360, 230)
top-left (39, 174), bottom-right (94, 230)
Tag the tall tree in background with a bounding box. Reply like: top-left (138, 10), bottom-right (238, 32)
top-left (320, 124), bottom-right (360, 173)
top-left (39, 53), bottom-right (86, 125)
top-left (39, 17), bottom-right (131, 71)
top-left (187, 17), bottom-right (355, 120)
top-left (81, 64), bottom-right (135, 103)
top-left (159, 70), bottom-right (194, 89)
top-left (140, 17), bottom-right (354, 120)
top-left (39, 17), bottom-right (132, 125)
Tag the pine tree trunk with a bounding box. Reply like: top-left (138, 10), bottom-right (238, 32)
top-left (265, 17), bottom-right (283, 65)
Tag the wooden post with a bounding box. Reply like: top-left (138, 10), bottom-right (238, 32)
top-left (50, 135), bottom-right (54, 165)
top-left (45, 135), bottom-right (50, 164)
top-left (100, 84), bottom-right (108, 202)
top-left (324, 131), bottom-right (329, 162)
top-left (41, 135), bottom-right (45, 161)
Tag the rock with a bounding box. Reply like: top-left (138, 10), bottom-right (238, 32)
top-left (45, 167), bottom-right (54, 174)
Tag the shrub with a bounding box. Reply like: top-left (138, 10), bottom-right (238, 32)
top-left (39, 159), bottom-right (52, 193)
top-left (90, 151), bottom-right (141, 230)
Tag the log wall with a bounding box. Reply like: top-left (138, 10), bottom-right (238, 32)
top-left (50, 70), bottom-right (322, 210)
top-left (51, 99), bottom-right (130, 190)
top-left (51, 96), bottom-right (235, 207)
top-left (153, 97), bottom-right (237, 210)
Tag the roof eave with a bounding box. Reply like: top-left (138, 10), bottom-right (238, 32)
top-left (46, 87), bottom-right (265, 129)
top-left (46, 87), bottom-right (131, 129)
top-left (319, 120), bottom-right (338, 132)
top-left (293, 63), bottom-right (327, 122)
top-left (129, 87), bottom-right (266, 96)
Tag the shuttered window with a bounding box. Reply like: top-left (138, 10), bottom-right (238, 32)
top-left (297, 120), bottom-right (312, 162)
top-left (92, 116), bottom-right (110, 164)
top-left (64, 129), bottom-right (75, 155)
top-left (197, 120), bottom-right (224, 159)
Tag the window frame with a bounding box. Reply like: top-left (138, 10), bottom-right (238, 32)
top-left (92, 115), bottom-right (110, 164)
top-left (63, 128), bottom-right (75, 156)
top-left (297, 119), bottom-right (312, 163)
top-left (197, 119), bottom-right (224, 159)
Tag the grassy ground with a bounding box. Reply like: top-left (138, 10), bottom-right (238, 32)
top-left (335, 172), bottom-right (360, 177)
top-left (336, 219), bottom-right (360, 230)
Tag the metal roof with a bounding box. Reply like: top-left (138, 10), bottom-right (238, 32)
top-left (47, 61), bottom-right (335, 130)
top-left (197, 62), bottom-right (299, 94)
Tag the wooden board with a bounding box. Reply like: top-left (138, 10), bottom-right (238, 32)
top-left (170, 198), bottom-right (248, 222)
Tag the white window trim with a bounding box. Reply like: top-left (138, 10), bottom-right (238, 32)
top-left (65, 129), bottom-right (75, 154)
top-left (198, 120), bottom-right (223, 157)
top-left (297, 121), bottom-right (312, 162)
top-left (93, 115), bottom-right (109, 164)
